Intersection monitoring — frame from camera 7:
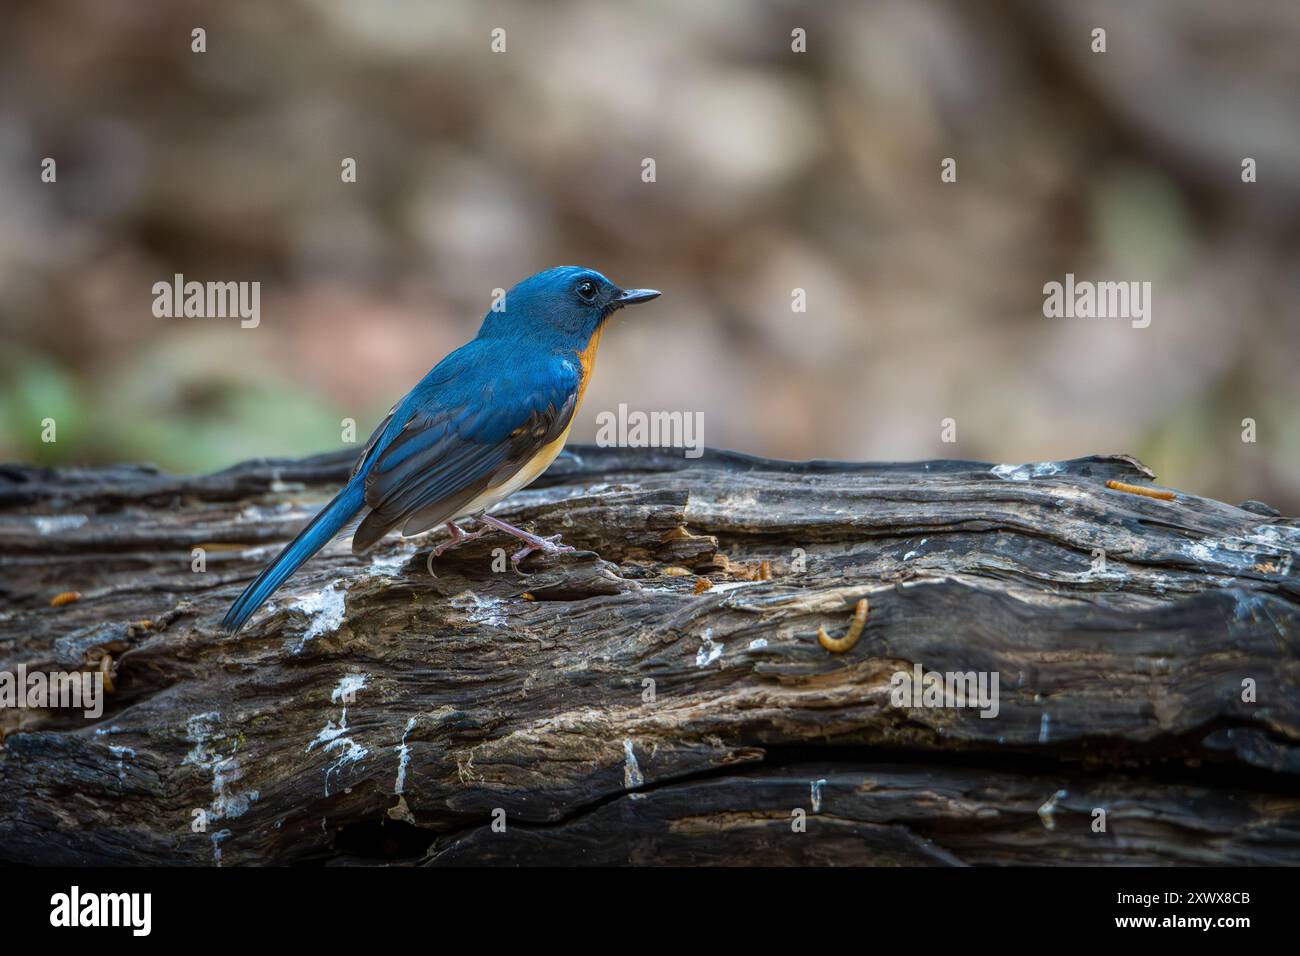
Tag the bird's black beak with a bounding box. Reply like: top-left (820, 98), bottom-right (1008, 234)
top-left (615, 288), bottom-right (661, 307)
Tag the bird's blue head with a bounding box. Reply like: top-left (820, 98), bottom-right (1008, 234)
top-left (477, 266), bottom-right (660, 346)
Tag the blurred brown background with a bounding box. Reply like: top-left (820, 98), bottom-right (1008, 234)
top-left (2, 0), bottom-right (1298, 512)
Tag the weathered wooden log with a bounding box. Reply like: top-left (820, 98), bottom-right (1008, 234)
top-left (1, 447), bottom-right (1298, 865)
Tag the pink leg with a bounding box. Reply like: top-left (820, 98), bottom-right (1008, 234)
top-left (477, 513), bottom-right (575, 569)
top-left (429, 519), bottom-right (489, 558)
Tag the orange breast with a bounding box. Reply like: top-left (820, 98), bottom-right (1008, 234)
top-left (575, 323), bottom-right (606, 409)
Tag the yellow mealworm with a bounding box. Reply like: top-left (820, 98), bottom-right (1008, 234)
top-left (818, 598), bottom-right (869, 653)
top-left (50, 591), bottom-right (82, 608)
top-left (1105, 479), bottom-right (1175, 501)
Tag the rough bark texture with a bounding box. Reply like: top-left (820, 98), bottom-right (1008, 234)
top-left (1, 447), bottom-right (1298, 866)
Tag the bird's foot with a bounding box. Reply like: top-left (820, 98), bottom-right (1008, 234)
top-left (509, 533), bottom-right (575, 569)
top-left (430, 520), bottom-right (489, 558)
top-left (478, 514), bottom-right (576, 571)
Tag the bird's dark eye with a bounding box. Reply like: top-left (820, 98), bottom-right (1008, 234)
top-left (576, 279), bottom-right (597, 301)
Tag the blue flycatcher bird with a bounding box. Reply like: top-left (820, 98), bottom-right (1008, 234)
top-left (222, 266), bottom-right (660, 632)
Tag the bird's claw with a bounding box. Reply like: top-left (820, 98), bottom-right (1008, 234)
top-left (510, 534), bottom-right (575, 571)
top-left (429, 521), bottom-right (488, 559)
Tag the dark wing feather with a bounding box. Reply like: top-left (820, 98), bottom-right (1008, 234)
top-left (350, 349), bottom-right (581, 552)
top-left (350, 405), bottom-right (397, 479)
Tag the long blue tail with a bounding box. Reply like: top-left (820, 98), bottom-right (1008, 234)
top-left (222, 481), bottom-right (365, 632)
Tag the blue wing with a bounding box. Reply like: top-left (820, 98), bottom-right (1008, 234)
top-left (349, 339), bottom-right (582, 552)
